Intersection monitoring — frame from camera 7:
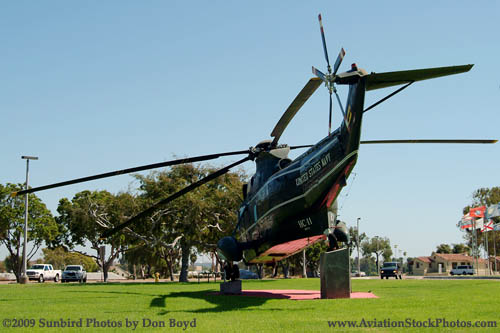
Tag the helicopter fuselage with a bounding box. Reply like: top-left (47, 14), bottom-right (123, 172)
top-left (234, 75), bottom-right (366, 264)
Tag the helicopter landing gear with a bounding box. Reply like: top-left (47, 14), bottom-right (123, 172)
top-left (327, 233), bottom-right (339, 252)
top-left (327, 219), bottom-right (350, 252)
top-left (220, 261), bottom-right (242, 295)
top-left (223, 261), bottom-right (240, 282)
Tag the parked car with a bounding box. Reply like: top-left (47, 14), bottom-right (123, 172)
top-left (239, 269), bottom-right (258, 279)
top-left (351, 270), bottom-right (366, 277)
top-left (450, 265), bottom-right (474, 276)
top-left (26, 264), bottom-right (61, 283)
top-left (61, 265), bottom-right (87, 283)
top-left (380, 262), bottom-right (402, 279)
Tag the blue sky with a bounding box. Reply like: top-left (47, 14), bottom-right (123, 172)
top-left (2, 1), bottom-right (499, 260)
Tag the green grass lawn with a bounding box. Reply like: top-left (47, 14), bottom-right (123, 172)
top-left (0, 278), bottom-right (498, 332)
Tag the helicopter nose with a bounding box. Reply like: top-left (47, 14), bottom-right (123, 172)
top-left (217, 236), bottom-right (242, 262)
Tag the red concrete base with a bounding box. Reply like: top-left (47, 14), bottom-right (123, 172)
top-left (213, 289), bottom-right (377, 300)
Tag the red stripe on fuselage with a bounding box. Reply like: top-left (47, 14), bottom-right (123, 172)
top-left (321, 160), bottom-right (355, 208)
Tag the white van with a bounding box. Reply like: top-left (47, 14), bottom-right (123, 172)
top-left (450, 265), bottom-right (474, 275)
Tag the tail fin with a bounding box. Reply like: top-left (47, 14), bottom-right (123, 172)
top-left (365, 64), bottom-right (473, 91)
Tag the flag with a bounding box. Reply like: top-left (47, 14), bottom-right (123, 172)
top-left (458, 213), bottom-right (473, 230)
top-left (460, 222), bottom-right (473, 230)
top-left (469, 206), bottom-right (486, 218)
top-left (486, 203), bottom-right (500, 218)
top-left (460, 218), bottom-right (483, 230)
top-left (481, 220), bottom-right (494, 232)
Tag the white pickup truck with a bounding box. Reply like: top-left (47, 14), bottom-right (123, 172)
top-left (450, 265), bottom-right (475, 276)
top-left (26, 264), bottom-right (61, 283)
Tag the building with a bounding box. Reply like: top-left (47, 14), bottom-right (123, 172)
top-left (489, 256), bottom-right (500, 272)
top-left (409, 253), bottom-right (489, 275)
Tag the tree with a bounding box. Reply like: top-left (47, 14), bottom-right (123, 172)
top-left (361, 236), bottom-right (392, 271)
top-left (122, 243), bottom-right (182, 280)
top-left (42, 247), bottom-right (98, 271)
top-left (360, 256), bottom-right (377, 275)
top-left (284, 239), bottom-right (329, 277)
top-left (56, 190), bottom-right (140, 281)
top-left (348, 226), bottom-right (367, 254)
top-left (134, 164), bottom-right (245, 282)
top-left (0, 183), bottom-right (58, 282)
top-left (436, 243), bottom-right (452, 254)
top-left (452, 243), bottom-right (470, 255)
top-left (4, 255), bottom-right (20, 273)
top-left (287, 251), bottom-right (303, 277)
top-left (305, 240), bottom-right (328, 276)
top-left (464, 187), bottom-right (500, 211)
top-left (462, 187), bottom-right (500, 258)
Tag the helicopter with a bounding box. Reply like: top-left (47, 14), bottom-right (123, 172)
top-left (13, 14), bottom-right (496, 266)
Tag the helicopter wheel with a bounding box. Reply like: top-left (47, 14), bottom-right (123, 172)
top-left (327, 233), bottom-right (339, 252)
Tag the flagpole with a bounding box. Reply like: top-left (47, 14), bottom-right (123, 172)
top-left (494, 230), bottom-right (497, 274)
top-left (473, 217), bottom-right (478, 275)
top-left (486, 203), bottom-right (498, 274)
top-left (472, 217), bottom-right (475, 273)
top-left (485, 231), bottom-right (489, 275)
top-left (485, 210), bottom-right (491, 275)
top-left (477, 220), bottom-right (480, 275)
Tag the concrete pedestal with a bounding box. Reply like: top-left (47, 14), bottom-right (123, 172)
top-left (19, 276), bottom-right (28, 284)
top-left (320, 248), bottom-right (351, 299)
top-left (220, 280), bottom-right (242, 295)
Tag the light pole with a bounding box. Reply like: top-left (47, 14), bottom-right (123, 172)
top-left (403, 251), bottom-right (407, 273)
top-left (20, 155), bottom-right (38, 284)
top-left (357, 217), bottom-right (360, 277)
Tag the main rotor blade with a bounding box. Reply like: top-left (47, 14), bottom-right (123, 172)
top-left (271, 78), bottom-right (322, 146)
top-left (312, 66), bottom-right (327, 83)
top-left (289, 144), bottom-right (314, 150)
top-left (289, 139), bottom-right (496, 150)
top-left (12, 149), bottom-right (250, 196)
top-left (360, 139), bottom-right (497, 144)
top-left (332, 48), bottom-right (346, 76)
top-left (283, 140), bottom-right (497, 150)
top-left (334, 89), bottom-right (347, 126)
top-left (318, 14), bottom-right (331, 72)
top-left (101, 156), bottom-right (252, 239)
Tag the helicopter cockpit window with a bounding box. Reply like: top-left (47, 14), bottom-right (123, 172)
top-left (247, 176), bottom-right (255, 194)
top-left (242, 183), bottom-right (248, 200)
top-left (238, 206), bottom-right (246, 218)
